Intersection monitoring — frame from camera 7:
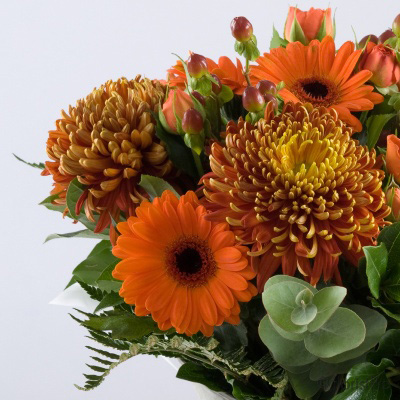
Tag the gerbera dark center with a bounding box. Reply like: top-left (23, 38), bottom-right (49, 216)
top-left (291, 76), bottom-right (339, 107)
top-left (302, 81), bottom-right (329, 99)
top-left (175, 247), bottom-right (203, 275)
top-left (165, 235), bottom-right (217, 287)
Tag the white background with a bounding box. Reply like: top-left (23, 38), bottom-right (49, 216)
top-left (1, 1), bottom-right (399, 399)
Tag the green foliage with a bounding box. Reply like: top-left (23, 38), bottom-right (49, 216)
top-left (177, 362), bottom-right (232, 392)
top-left (259, 275), bottom-right (387, 399)
top-left (138, 174), bottom-right (179, 200)
top-left (44, 229), bottom-right (109, 242)
top-left (288, 14), bottom-right (307, 45)
top-left (72, 241), bottom-right (119, 286)
top-left (364, 243), bottom-right (388, 299)
top-left (13, 153), bottom-right (45, 169)
top-left (270, 26), bottom-right (289, 49)
top-left (218, 85), bottom-right (234, 104)
top-left (234, 35), bottom-right (260, 61)
top-left (66, 178), bottom-right (85, 220)
top-left (366, 113), bottom-right (396, 149)
top-left (154, 115), bottom-right (198, 178)
top-left (332, 359), bottom-right (394, 400)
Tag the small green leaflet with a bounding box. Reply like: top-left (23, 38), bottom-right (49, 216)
top-left (44, 229), bottom-right (109, 242)
top-left (138, 174), bottom-right (179, 200)
top-left (13, 153), bottom-right (45, 169)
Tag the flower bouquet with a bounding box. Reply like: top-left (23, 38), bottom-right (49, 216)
top-left (19, 5), bottom-right (400, 399)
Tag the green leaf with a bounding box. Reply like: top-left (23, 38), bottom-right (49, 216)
top-left (154, 117), bottom-right (198, 178)
top-left (304, 308), bottom-right (366, 358)
top-left (332, 359), bottom-right (394, 400)
top-left (307, 286), bottom-right (347, 332)
top-left (364, 243), bottom-right (388, 299)
top-left (176, 362), bottom-right (232, 393)
top-left (366, 113), bottom-right (395, 149)
top-left (73, 241), bottom-right (118, 285)
top-left (263, 281), bottom-right (310, 333)
top-left (321, 305), bottom-right (387, 364)
top-left (259, 316), bottom-right (317, 367)
top-left (291, 302), bottom-right (317, 326)
top-left (138, 174), bottom-right (179, 200)
top-left (230, 379), bottom-right (271, 400)
top-left (270, 26), bottom-right (289, 49)
top-left (213, 322), bottom-right (248, 353)
top-left (289, 12), bottom-right (308, 45)
top-left (368, 329), bottom-right (400, 364)
top-left (287, 370), bottom-right (321, 399)
top-left (264, 275), bottom-right (317, 294)
top-left (66, 178), bottom-right (86, 220)
top-left (378, 222), bottom-right (400, 273)
top-left (83, 310), bottom-right (159, 340)
top-left (45, 229), bottom-right (109, 242)
top-left (13, 153), bottom-right (45, 169)
top-left (39, 193), bottom-right (66, 213)
top-left (94, 292), bottom-right (124, 313)
top-left (96, 263), bottom-right (122, 293)
top-left (241, 36), bottom-right (260, 61)
top-left (183, 132), bottom-right (205, 155)
top-left (371, 298), bottom-right (400, 323)
top-left (218, 85), bottom-right (234, 104)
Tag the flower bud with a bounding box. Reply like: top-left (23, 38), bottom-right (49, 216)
top-left (386, 188), bottom-right (400, 220)
top-left (284, 7), bottom-right (334, 44)
top-left (358, 34), bottom-right (379, 48)
top-left (211, 74), bottom-right (222, 94)
top-left (161, 89), bottom-right (193, 134)
top-left (242, 87), bottom-right (265, 112)
top-left (231, 17), bottom-right (253, 42)
top-left (182, 108), bottom-right (204, 135)
top-left (256, 80), bottom-right (277, 96)
top-left (359, 42), bottom-right (400, 87)
top-left (393, 14), bottom-right (400, 37)
top-left (263, 93), bottom-right (278, 110)
top-left (191, 90), bottom-right (206, 106)
top-left (387, 134), bottom-right (400, 183)
top-left (379, 29), bottom-right (396, 44)
top-left (187, 53), bottom-right (208, 79)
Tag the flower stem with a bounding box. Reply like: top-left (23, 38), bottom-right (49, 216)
top-left (192, 149), bottom-right (204, 177)
top-left (244, 58), bottom-right (252, 87)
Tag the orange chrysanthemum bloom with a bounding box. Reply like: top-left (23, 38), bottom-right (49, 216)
top-left (202, 103), bottom-right (390, 290)
top-left (250, 36), bottom-right (383, 132)
top-left (168, 56), bottom-right (247, 94)
top-left (44, 76), bottom-right (173, 232)
top-left (112, 190), bottom-right (257, 336)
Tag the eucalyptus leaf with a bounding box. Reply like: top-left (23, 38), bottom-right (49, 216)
top-left (263, 281), bottom-right (309, 333)
top-left (307, 286), bottom-right (347, 332)
top-left (364, 242), bottom-right (388, 299)
top-left (321, 305), bottom-right (387, 364)
top-left (287, 370), bottom-right (321, 399)
top-left (304, 308), bottom-right (366, 358)
top-left (259, 316), bottom-right (317, 367)
top-left (264, 275), bottom-right (317, 294)
top-left (291, 303), bottom-right (318, 326)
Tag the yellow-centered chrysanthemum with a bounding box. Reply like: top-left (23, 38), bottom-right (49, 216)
top-left (202, 103), bottom-right (390, 289)
top-left (44, 76), bottom-right (173, 232)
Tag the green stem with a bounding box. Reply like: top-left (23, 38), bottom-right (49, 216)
top-left (192, 149), bottom-right (204, 177)
top-left (244, 58), bottom-right (251, 87)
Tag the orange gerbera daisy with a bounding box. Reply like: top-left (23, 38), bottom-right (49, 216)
top-left (168, 56), bottom-right (247, 94)
top-left (250, 36), bottom-right (383, 132)
top-left (202, 103), bottom-right (390, 290)
top-left (112, 190), bottom-right (257, 336)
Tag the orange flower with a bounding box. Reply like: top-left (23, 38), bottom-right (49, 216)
top-left (44, 77), bottom-right (173, 232)
top-left (285, 7), bottom-right (334, 43)
top-left (168, 56), bottom-right (247, 95)
top-left (202, 103), bottom-right (390, 289)
top-left (112, 190), bottom-right (257, 336)
top-left (387, 134), bottom-right (400, 182)
top-left (359, 42), bottom-right (400, 88)
top-left (161, 89), bottom-right (194, 134)
top-left (251, 36), bottom-right (383, 132)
